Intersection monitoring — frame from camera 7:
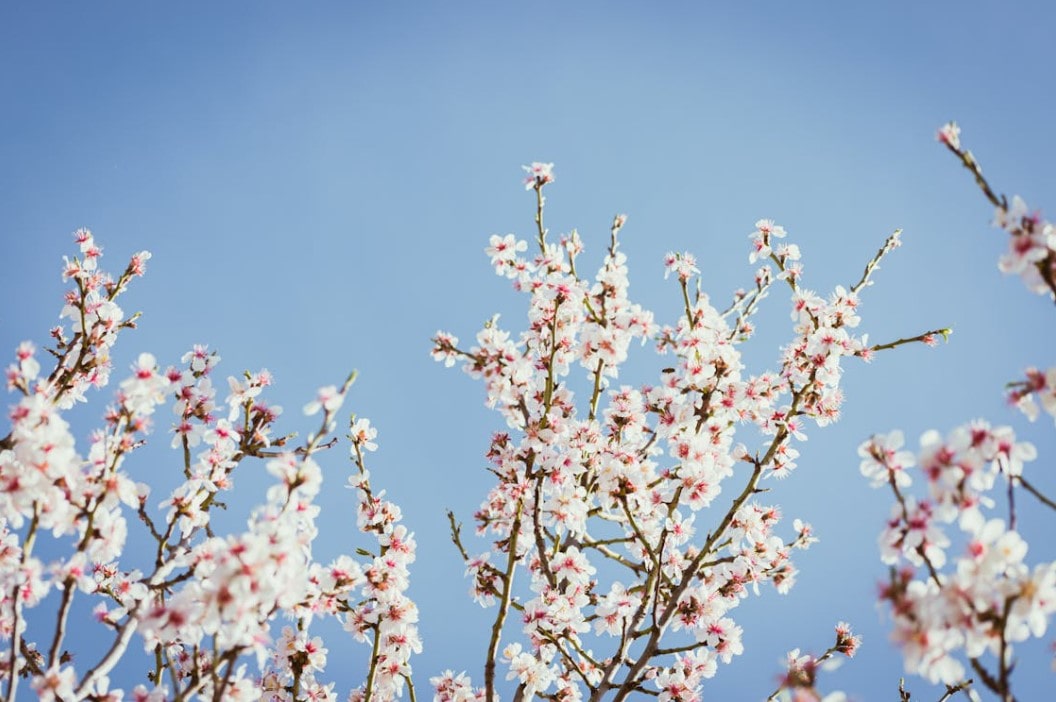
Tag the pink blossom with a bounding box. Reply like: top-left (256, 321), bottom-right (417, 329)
top-left (303, 384), bottom-right (344, 416)
top-left (523, 162), bottom-right (554, 189)
top-left (936, 121), bottom-right (961, 149)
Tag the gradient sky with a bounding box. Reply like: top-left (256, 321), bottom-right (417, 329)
top-left (2, 2), bottom-right (1055, 699)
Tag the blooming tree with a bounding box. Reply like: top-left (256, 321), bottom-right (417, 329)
top-left (4, 143), bottom-right (1049, 702)
top-left (1, 231), bottom-right (420, 701)
top-left (430, 163), bottom-right (943, 702)
top-left (860, 124), bottom-right (1056, 702)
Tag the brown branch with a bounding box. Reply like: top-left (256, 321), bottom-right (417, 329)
top-left (1015, 475), bottom-right (1056, 512)
top-left (447, 510), bottom-right (470, 562)
top-left (485, 501), bottom-right (524, 702)
top-left (870, 329), bottom-right (951, 354)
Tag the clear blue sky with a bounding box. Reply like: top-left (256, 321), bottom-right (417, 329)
top-left (2, 2), bottom-right (1055, 699)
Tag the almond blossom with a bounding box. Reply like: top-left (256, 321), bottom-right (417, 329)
top-left (433, 163), bottom-right (941, 701)
top-left (938, 121), bottom-right (1056, 300)
top-left (1, 232), bottom-right (418, 702)
top-left (866, 129), bottom-right (1056, 699)
top-left (865, 424), bottom-right (1055, 696)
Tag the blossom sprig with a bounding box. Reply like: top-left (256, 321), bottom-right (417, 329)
top-left (937, 124), bottom-right (1054, 425)
top-left (861, 425), bottom-right (1055, 697)
top-left (49, 228), bottom-right (150, 410)
top-left (748, 218), bottom-right (787, 265)
top-left (765, 621), bottom-right (862, 702)
top-left (431, 163), bottom-right (940, 701)
top-left (938, 121), bottom-right (1056, 300)
top-left (1, 234), bottom-right (417, 702)
top-left (524, 162), bottom-right (555, 252)
top-left (864, 124), bottom-right (1056, 700)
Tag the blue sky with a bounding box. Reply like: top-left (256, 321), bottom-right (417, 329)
top-left (2, 2), bottom-right (1055, 699)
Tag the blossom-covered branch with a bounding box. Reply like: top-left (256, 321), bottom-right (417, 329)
top-left (860, 424), bottom-right (1053, 701)
top-left (432, 164), bottom-right (941, 701)
top-left (937, 122), bottom-right (1056, 301)
top-left (1, 231), bottom-right (418, 702)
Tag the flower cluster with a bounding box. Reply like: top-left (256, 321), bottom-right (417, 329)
top-left (1, 232), bottom-right (418, 701)
top-left (766, 621), bottom-right (860, 702)
top-left (46, 227), bottom-right (151, 407)
top-left (862, 424), bottom-right (1055, 690)
top-left (523, 162), bottom-right (555, 190)
top-left (1007, 366), bottom-right (1056, 426)
top-left (432, 164), bottom-right (938, 700)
